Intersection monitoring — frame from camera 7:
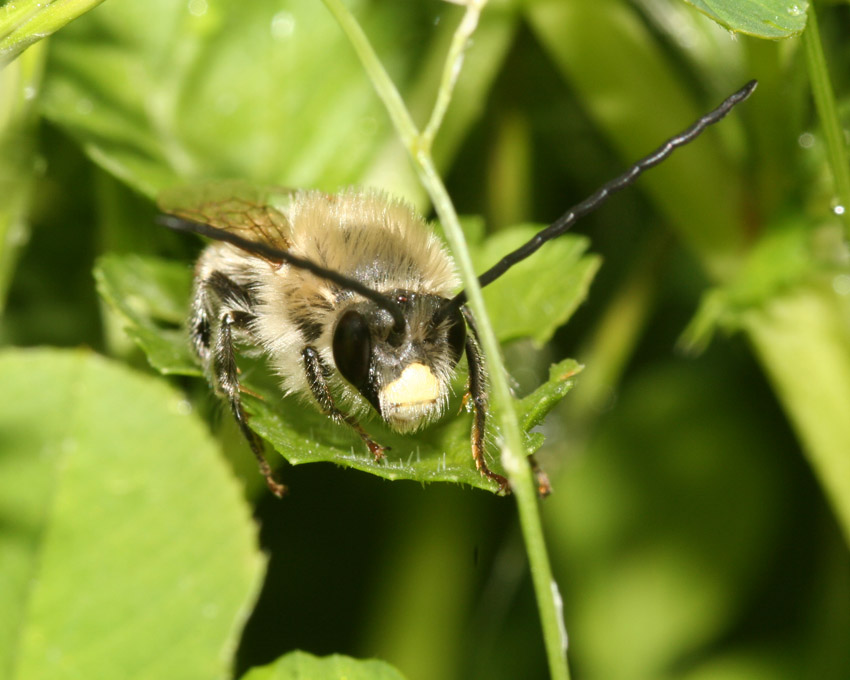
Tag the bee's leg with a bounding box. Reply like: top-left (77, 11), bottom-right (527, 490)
top-left (198, 272), bottom-right (286, 497)
top-left (529, 454), bottom-right (552, 497)
top-left (189, 280), bottom-right (213, 364)
top-left (213, 311), bottom-right (287, 497)
top-left (301, 347), bottom-right (387, 460)
top-left (190, 269), bottom-right (250, 363)
top-left (463, 310), bottom-right (553, 497)
top-left (461, 309), bottom-right (510, 494)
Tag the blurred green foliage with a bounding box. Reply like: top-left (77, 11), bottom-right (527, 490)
top-left (1, 1), bottom-right (849, 679)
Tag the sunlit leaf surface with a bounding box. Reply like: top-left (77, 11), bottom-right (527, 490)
top-left (0, 348), bottom-right (264, 680)
top-left (682, 0), bottom-right (807, 38)
top-left (39, 0), bottom-right (516, 203)
top-left (242, 651), bottom-right (407, 680)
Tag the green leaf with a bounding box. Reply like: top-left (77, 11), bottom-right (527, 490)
top-left (681, 0), bottom-right (808, 39)
top-left (680, 219), bottom-right (826, 351)
top-left (474, 227), bottom-right (600, 346)
top-left (0, 0), bottom-right (107, 65)
top-left (518, 358), bottom-right (583, 432)
top-left (39, 0), bottom-right (515, 205)
top-left (0, 348), bottom-right (264, 680)
top-left (94, 253), bottom-right (200, 375)
top-left (242, 651), bottom-right (406, 680)
top-left (247, 356), bottom-right (580, 491)
top-left (93, 247), bottom-right (587, 493)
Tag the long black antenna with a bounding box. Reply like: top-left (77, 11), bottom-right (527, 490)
top-left (158, 214), bottom-right (408, 334)
top-left (444, 79), bottom-right (757, 314)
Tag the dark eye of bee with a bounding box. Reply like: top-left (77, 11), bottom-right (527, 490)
top-left (333, 309), bottom-right (373, 394)
top-left (444, 306), bottom-right (467, 365)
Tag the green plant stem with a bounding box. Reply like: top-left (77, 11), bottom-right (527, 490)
top-left (421, 0), bottom-right (484, 149)
top-left (418, 159), bottom-right (570, 680)
top-left (321, 1), bottom-right (570, 677)
top-left (802, 5), bottom-right (850, 239)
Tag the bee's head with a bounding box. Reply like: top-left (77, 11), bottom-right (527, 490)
top-left (332, 292), bottom-right (467, 432)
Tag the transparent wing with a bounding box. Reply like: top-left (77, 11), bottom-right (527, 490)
top-left (157, 179), bottom-right (295, 250)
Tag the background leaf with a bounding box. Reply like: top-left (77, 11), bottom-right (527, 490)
top-left (242, 650), bottom-right (406, 680)
top-left (94, 254), bottom-right (199, 376)
top-left (38, 0), bottom-right (516, 203)
top-left (475, 229), bottom-right (600, 345)
top-left (682, 0), bottom-right (808, 39)
top-left (0, 348), bottom-right (264, 680)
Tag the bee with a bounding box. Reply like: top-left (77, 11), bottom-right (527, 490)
top-left (159, 80), bottom-right (756, 498)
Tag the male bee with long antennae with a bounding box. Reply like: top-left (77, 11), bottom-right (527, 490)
top-left (159, 80), bottom-right (756, 498)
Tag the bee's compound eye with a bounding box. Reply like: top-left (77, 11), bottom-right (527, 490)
top-left (333, 309), bottom-right (373, 394)
top-left (446, 307), bottom-right (467, 365)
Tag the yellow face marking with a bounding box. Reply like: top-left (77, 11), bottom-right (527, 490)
top-left (381, 363), bottom-right (440, 410)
